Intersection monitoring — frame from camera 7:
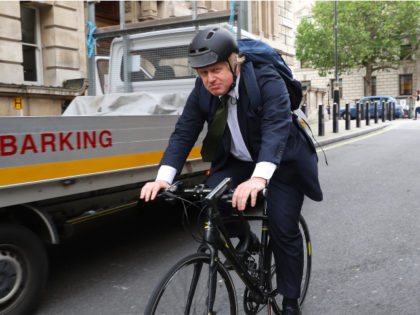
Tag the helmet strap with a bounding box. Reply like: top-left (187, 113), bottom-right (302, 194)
top-left (227, 62), bottom-right (237, 92)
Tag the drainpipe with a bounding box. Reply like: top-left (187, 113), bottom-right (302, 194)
top-left (120, 1), bottom-right (132, 93)
top-left (87, 0), bottom-right (96, 96)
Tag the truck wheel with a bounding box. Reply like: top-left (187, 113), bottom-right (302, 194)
top-left (0, 223), bottom-right (48, 315)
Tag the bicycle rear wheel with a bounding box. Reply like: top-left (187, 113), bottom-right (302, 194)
top-left (269, 215), bottom-right (312, 313)
top-left (244, 215), bottom-right (311, 314)
top-left (145, 253), bottom-right (237, 315)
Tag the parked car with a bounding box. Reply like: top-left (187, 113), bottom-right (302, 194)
top-left (340, 96), bottom-right (404, 119)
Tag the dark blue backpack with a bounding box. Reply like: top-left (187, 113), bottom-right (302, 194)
top-left (238, 38), bottom-right (303, 112)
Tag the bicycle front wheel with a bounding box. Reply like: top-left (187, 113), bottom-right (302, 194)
top-left (145, 253), bottom-right (237, 315)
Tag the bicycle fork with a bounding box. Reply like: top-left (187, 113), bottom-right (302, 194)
top-left (203, 217), bottom-right (220, 315)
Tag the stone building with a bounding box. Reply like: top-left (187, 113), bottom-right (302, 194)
top-left (0, 0), bottom-right (297, 116)
top-left (95, 1), bottom-right (296, 63)
top-left (292, 1), bottom-right (420, 113)
top-left (0, 1), bottom-right (87, 116)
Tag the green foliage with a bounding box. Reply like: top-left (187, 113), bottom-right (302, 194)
top-left (296, 1), bottom-right (420, 77)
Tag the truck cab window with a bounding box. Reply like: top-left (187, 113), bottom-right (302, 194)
top-left (120, 45), bottom-right (195, 82)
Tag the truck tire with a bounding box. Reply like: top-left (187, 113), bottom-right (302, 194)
top-left (0, 223), bottom-right (48, 315)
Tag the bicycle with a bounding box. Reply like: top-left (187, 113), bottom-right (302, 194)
top-left (145, 177), bottom-right (312, 314)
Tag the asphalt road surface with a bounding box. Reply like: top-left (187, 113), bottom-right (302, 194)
top-left (35, 120), bottom-right (420, 315)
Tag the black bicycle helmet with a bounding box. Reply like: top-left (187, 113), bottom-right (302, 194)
top-left (188, 27), bottom-right (239, 69)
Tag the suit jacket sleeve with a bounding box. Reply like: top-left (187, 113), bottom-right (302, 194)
top-left (160, 78), bottom-right (207, 173)
top-left (253, 64), bottom-right (292, 165)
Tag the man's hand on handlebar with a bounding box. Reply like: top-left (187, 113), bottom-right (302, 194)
top-left (232, 177), bottom-right (266, 211)
top-left (140, 180), bottom-right (170, 202)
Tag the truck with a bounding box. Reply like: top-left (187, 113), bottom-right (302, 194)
top-left (0, 24), bottom-right (241, 314)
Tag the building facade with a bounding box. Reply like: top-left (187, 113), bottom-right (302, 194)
top-left (0, 1), bottom-right (88, 116)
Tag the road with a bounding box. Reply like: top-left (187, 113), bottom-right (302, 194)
top-left (35, 120), bottom-right (420, 315)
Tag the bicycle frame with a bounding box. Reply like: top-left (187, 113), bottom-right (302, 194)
top-left (198, 187), bottom-right (275, 313)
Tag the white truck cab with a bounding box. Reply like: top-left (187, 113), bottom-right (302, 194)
top-left (108, 25), bottom-right (255, 95)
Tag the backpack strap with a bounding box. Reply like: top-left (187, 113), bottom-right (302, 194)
top-left (241, 61), bottom-right (263, 113)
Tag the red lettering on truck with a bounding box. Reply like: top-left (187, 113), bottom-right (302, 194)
top-left (99, 130), bottom-right (112, 147)
top-left (0, 135), bottom-right (17, 156)
top-left (0, 130), bottom-right (113, 156)
top-left (20, 134), bottom-right (38, 154)
top-left (76, 132), bottom-right (81, 150)
top-left (41, 133), bottom-right (56, 152)
top-left (83, 131), bottom-right (96, 149)
top-left (59, 132), bottom-right (74, 151)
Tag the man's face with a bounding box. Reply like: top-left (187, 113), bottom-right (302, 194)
top-left (196, 62), bottom-right (234, 96)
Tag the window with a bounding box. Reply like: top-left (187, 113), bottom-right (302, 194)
top-left (21, 5), bottom-right (42, 83)
top-left (120, 46), bottom-right (196, 82)
top-left (96, 58), bottom-right (109, 94)
top-left (301, 81), bottom-right (311, 91)
top-left (364, 76), bottom-right (376, 96)
top-left (300, 60), bottom-right (311, 69)
top-left (399, 74), bottom-right (412, 95)
top-left (331, 79), bottom-right (343, 99)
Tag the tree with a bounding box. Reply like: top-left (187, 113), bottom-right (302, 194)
top-left (295, 1), bottom-right (420, 96)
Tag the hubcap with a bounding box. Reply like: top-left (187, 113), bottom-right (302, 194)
top-left (0, 249), bottom-right (24, 304)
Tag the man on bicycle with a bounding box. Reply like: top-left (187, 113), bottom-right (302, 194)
top-left (140, 26), bottom-right (322, 315)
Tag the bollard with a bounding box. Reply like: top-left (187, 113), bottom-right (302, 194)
top-left (360, 103), bottom-right (365, 120)
top-left (318, 104), bottom-right (325, 136)
top-left (391, 102), bottom-right (395, 120)
top-left (356, 102), bottom-right (361, 128)
top-left (345, 103), bottom-right (351, 130)
top-left (382, 101), bottom-right (386, 122)
top-left (365, 102), bottom-right (370, 126)
top-left (301, 104), bottom-right (307, 116)
top-left (391, 102), bottom-right (394, 120)
top-left (387, 102), bottom-right (392, 121)
top-left (333, 103), bottom-right (338, 133)
top-left (374, 102), bottom-right (378, 123)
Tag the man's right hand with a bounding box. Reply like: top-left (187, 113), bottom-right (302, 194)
top-left (140, 180), bottom-right (170, 202)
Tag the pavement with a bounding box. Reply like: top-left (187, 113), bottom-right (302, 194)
top-left (308, 117), bottom-right (397, 148)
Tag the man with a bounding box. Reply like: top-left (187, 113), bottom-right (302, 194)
top-left (140, 27), bottom-right (322, 315)
top-left (414, 90), bottom-right (420, 120)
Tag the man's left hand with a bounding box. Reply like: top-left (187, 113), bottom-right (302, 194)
top-left (232, 177), bottom-right (267, 211)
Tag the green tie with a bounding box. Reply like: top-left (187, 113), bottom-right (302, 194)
top-left (201, 94), bottom-right (229, 162)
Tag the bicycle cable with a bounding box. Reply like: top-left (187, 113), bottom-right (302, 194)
top-left (174, 196), bottom-right (206, 244)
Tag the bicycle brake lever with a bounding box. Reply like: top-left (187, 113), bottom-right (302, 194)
top-left (167, 180), bottom-right (184, 193)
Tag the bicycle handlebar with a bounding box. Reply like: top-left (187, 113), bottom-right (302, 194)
top-left (162, 177), bottom-right (267, 204)
top-left (159, 177), bottom-right (267, 256)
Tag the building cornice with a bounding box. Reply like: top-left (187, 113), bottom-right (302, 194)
top-left (0, 82), bottom-right (87, 100)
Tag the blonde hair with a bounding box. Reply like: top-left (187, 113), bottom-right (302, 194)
top-left (228, 52), bottom-right (245, 69)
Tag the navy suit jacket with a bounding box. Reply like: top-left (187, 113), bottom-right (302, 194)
top-left (161, 63), bottom-right (322, 201)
